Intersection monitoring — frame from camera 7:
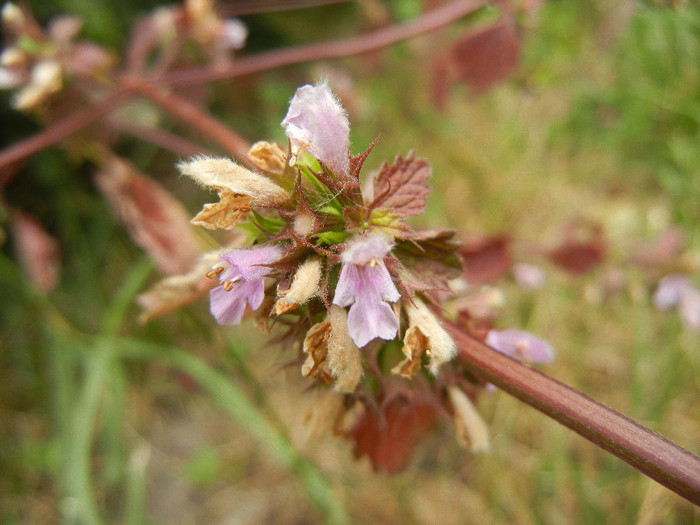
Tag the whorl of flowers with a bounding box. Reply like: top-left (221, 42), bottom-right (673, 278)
top-left (169, 81), bottom-right (555, 471)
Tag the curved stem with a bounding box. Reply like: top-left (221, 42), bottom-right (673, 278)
top-left (446, 324), bottom-right (700, 506)
top-left (0, 88), bottom-right (135, 181)
top-left (128, 80), bottom-right (253, 164)
top-left (157, 0), bottom-right (490, 86)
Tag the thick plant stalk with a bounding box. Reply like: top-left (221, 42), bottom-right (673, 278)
top-left (446, 324), bottom-right (700, 505)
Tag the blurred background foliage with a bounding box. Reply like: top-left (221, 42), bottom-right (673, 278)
top-left (1, 0), bottom-right (699, 523)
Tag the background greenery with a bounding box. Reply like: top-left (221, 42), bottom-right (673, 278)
top-left (1, 0), bottom-right (699, 523)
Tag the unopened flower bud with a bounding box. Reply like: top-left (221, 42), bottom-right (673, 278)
top-left (1, 47), bottom-right (24, 67)
top-left (447, 385), bottom-right (490, 453)
top-left (178, 156), bottom-right (290, 230)
top-left (220, 18), bottom-right (247, 49)
top-left (512, 262), bottom-right (546, 290)
top-left (327, 306), bottom-right (363, 392)
top-left (293, 213), bottom-right (314, 237)
top-left (178, 156), bottom-right (289, 204)
top-left (401, 298), bottom-right (456, 375)
top-left (152, 7), bottom-right (178, 43)
top-left (0, 65), bottom-right (23, 88)
top-left (275, 256), bottom-right (322, 314)
top-left (2, 3), bottom-right (24, 31)
top-left (12, 60), bottom-right (62, 111)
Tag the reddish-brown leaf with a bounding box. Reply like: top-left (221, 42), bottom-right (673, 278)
top-left (548, 222), bottom-right (606, 275)
top-left (96, 156), bottom-right (201, 275)
top-left (369, 152), bottom-right (431, 218)
top-left (549, 241), bottom-right (605, 275)
top-left (348, 391), bottom-right (438, 473)
top-left (10, 212), bottom-right (60, 292)
top-left (450, 21), bottom-right (520, 95)
top-left (459, 235), bottom-right (511, 286)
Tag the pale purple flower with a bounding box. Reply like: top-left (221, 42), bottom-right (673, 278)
top-left (281, 82), bottom-right (350, 177)
top-left (333, 234), bottom-right (400, 347)
top-left (486, 329), bottom-right (554, 364)
top-left (210, 245), bottom-right (282, 325)
top-left (512, 262), bottom-right (546, 290)
top-left (654, 274), bottom-right (700, 331)
top-left (220, 18), bottom-right (247, 49)
top-left (654, 274), bottom-right (692, 310)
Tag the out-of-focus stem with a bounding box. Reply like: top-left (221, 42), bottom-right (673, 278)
top-left (446, 324), bottom-right (700, 506)
top-left (107, 117), bottom-right (215, 157)
top-left (158, 0), bottom-right (490, 86)
top-left (0, 88), bottom-right (135, 182)
top-left (129, 80), bottom-right (252, 165)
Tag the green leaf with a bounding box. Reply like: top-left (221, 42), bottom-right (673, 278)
top-left (182, 447), bottom-right (221, 487)
top-left (369, 208), bottom-right (412, 239)
top-left (314, 231), bottom-right (350, 246)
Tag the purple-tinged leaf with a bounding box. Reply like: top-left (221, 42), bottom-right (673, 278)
top-left (369, 152), bottom-right (431, 217)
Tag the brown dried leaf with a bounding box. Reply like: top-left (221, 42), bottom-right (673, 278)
top-left (11, 212), bottom-right (60, 292)
top-left (96, 156), bottom-right (201, 275)
top-left (301, 321), bottom-right (332, 382)
top-left (392, 325), bottom-right (428, 377)
top-left (248, 141), bottom-right (287, 174)
top-left (191, 189), bottom-right (252, 230)
top-left (369, 152), bottom-right (431, 217)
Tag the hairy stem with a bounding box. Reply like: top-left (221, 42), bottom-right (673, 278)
top-left (446, 324), bottom-right (700, 505)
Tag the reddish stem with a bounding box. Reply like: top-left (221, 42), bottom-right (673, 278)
top-left (107, 118), bottom-right (215, 157)
top-left (158, 0), bottom-right (490, 86)
top-left (0, 88), bottom-right (135, 183)
top-left (446, 324), bottom-right (700, 505)
top-left (129, 81), bottom-right (253, 165)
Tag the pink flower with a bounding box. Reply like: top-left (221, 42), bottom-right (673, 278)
top-left (210, 245), bottom-right (282, 325)
top-left (654, 274), bottom-right (700, 331)
top-left (654, 274), bottom-right (692, 309)
top-left (333, 234), bottom-right (400, 347)
top-left (485, 329), bottom-right (554, 364)
top-left (281, 82), bottom-right (350, 177)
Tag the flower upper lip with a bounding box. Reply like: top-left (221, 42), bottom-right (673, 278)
top-left (281, 81), bottom-right (351, 178)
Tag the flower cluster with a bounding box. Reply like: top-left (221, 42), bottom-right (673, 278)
top-left (161, 82), bottom-right (554, 471)
top-left (0, 0), bottom-right (246, 111)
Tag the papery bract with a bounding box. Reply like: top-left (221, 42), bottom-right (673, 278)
top-left (281, 82), bottom-right (350, 177)
top-left (485, 329), bottom-right (554, 364)
top-left (210, 245), bottom-right (282, 325)
top-left (333, 233), bottom-right (400, 347)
